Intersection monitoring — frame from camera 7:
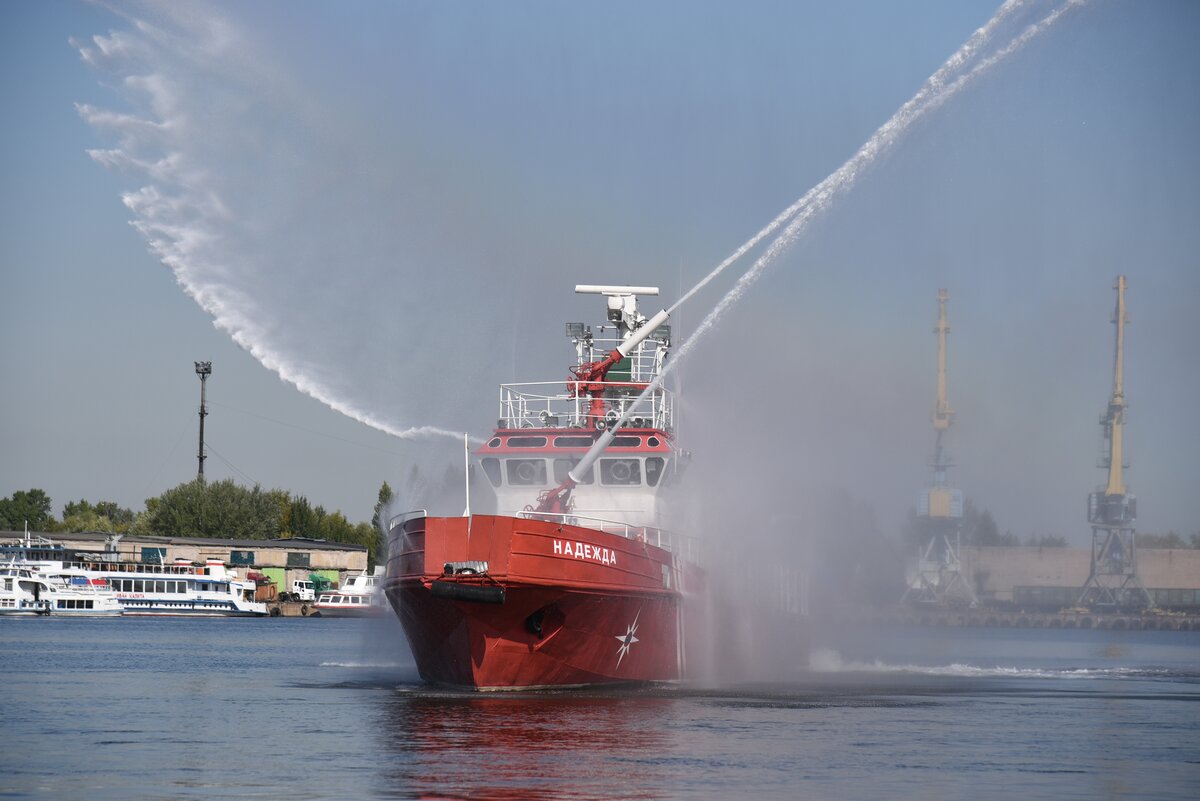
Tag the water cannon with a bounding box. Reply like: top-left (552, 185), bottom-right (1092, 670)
top-left (534, 287), bottom-right (672, 515)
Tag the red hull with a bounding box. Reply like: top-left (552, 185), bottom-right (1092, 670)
top-left (385, 514), bottom-right (685, 689)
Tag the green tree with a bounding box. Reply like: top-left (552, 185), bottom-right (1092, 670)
top-left (0, 489), bottom-right (55, 531)
top-left (355, 521), bottom-right (381, 569)
top-left (960, 501), bottom-right (1018, 547)
top-left (60, 499), bottom-right (135, 533)
top-left (371, 481), bottom-right (395, 567)
top-left (316, 508), bottom-right (355, 542)
top-left (285, 496), bottom-right (319, 538)
top-left (371, 481), bottom-right (394, 533)
top-left (1138, 531), bottom-right (1187, 549)
top-left (149, 478), bottom-right (283, 540)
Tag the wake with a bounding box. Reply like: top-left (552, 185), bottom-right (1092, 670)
top-left (807, 648), bottom-right (1183, 681)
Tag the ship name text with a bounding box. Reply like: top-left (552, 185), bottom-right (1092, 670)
top-left (552, 539), bottom-right (617, 566)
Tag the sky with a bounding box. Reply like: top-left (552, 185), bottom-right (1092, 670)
top-left (1, 0), bottom-right (1197, 545)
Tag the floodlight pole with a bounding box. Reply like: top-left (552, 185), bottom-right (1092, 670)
top-left (195, 361), bottom-right (212, 480)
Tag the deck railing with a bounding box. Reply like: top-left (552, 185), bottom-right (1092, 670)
top-left (515, 510), bottom-right (701, 563)
top-left (498, 381), bottom-right (673, 431)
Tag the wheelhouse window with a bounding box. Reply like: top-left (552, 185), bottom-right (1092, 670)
top-left (508, 436), bottom-right (547, 448)
top-left (553, 458), bottom-right (594, 485)
top-left (646, 457), bottom-right (666, 487)
top-left (506, 459), bottom-right (547, 486)
top-left (599, 458), bottom-right (641, 486)
top-left (481, 458), bottom-right (502, 488)
top-left (553, 435), bottom-right (594, 448)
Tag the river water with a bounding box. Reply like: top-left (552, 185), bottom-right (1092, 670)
top-left (1, 616), bottom-right (1196, 800)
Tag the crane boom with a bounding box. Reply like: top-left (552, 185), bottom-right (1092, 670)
top-left (933, 289), bottom-right (954, 432)
top-left (1104, 275), bottom-right (1128, 497)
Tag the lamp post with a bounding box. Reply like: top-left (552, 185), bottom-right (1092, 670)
top-left (194, 361), bottom-right (212, 480)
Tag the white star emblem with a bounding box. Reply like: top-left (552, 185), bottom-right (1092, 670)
top-left (614, 609), bottom-right (641, 668)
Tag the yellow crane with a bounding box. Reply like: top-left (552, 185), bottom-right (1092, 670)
top-left (903, 289), bottom-right (972, 607)
top-left (1104, 275), bottom-right (1127, 498)
top-left (1080, 275), bottom-right (1151, 609)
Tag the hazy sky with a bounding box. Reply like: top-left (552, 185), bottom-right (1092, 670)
top-left (1, 0), bottom-right (1197, 543)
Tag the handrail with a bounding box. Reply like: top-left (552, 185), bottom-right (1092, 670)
top-left (514, 510), bottom-right (701, 562)
top-left (388, 509), bottom-right (428, 530)
top-left (498, 381), bottom-right (673, 431)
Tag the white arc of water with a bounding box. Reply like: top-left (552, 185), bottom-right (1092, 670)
top-left (609, 1), bottom-right (1089, 441)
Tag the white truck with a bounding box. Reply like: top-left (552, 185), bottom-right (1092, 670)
top-left (289, 579), bottom-right (315, 602)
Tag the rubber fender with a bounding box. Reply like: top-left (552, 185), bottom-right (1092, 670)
top-left (431, 579), bottom-right (505, 605)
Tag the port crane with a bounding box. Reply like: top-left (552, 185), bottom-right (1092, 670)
top-left (903, 289), bottom-right (976, 607)
top-left (1078, 276), bottom-right (1153, 610)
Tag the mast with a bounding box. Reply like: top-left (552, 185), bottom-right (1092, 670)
top-left (194, 361), bottom-right (212, 480)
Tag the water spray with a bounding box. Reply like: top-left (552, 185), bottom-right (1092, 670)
top-left (537, 0), bottom-right (1088, 512)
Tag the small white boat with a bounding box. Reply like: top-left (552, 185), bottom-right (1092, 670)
top-left (0, 563), bottom-right (123, 617)
top-left (313, 567), bottom-right (386, 617)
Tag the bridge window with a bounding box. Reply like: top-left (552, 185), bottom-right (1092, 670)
top-left (481, 458), bottom-right (502, 487)
top-left (645, 457), bottom-right (665, 487)
top-left (610, 436), bottom-right (640, 447)
top-left (508, 436), bottom-right (547, 448)
top-left (507, 459), bottom-right (547, 486)
top-left (553, 459), bottom-right (594, 485)
top-left (553, 436), bottom-right (594, 448)
top-left (600, 458), bottom-right (641, 486)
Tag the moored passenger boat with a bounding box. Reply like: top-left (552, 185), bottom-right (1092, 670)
top-left (3, 533), bottom-right (266, 617)
top-left (0, 563), bottom-right (123, 617)
top-left (89, 557), bottom-right (267, 617)
top-left (312, 566), bottom-right (386, 617)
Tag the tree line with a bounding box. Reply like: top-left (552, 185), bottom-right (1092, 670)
top-left (900, 499), bottom-right (1199, 550)
top-left (0, 480), bottom-right (396, 567)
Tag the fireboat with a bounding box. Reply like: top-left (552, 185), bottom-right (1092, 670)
top-left (384, 284), bottom-right (701, 689)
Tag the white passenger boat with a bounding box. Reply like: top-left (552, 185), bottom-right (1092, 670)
top-left (2, 534), bottom-right (266, 617)
top-left (67, 556), bottom-right (268, 617)
top-left (0, 563), bottom-right (123, 617)
top-left (312, 567), bottom-right (386, 617)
